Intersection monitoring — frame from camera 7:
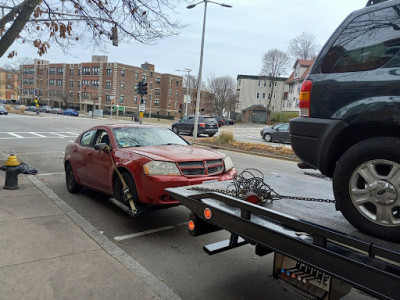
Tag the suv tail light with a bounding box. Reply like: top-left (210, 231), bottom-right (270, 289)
top-left (199, 123), bottom-right (205, 127)
top-left (299, 80), bottom-right (312, 117)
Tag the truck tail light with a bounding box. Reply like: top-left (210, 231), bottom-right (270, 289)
top-left (188, 220), bottom-right (195, 231)
top-left (299, 80), bottom-right (312, 117)
top-left (204, 208), bottom-right (212, 219)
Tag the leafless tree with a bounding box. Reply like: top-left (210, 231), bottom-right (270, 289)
top-left (2, 56), bottom-right (34, 72)
top-left (260, 48), bottom-right (290, 117)
top-left (0, 0), bottom-right (183, 59)
top-left (206, 75), bottom-right (237, 116)
top-left (288, 31), bottom-right (319, 60)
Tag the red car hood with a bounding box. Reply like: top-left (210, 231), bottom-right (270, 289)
top-left (121, 145), bottom-right (225, 162)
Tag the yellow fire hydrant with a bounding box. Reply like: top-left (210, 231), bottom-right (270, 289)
top-left (3, 152), bottom-right (23, 190)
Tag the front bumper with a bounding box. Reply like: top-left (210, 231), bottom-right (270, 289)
top-left (137, 168), bottom-right (237, 206)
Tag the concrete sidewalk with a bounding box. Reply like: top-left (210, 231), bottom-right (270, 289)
top-left (0, 170), bottom-right (181, 300)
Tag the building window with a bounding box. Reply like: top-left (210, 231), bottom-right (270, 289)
top-left (154, 100), bottom-right (160, 107)
top-left (82, 67), bottom-right (90, 75)
top-left (120, 83), bottom-right (125, 91)
top-left (256, 92), bottom-right (260, 99)
top-left (23, 68), bottom-right (28, 75)
top-left (169, 79), bottom-right (173, 85)
top-left (82, 92), bottom-right (89, 99)
top-left (257, 80), bottom-right (261, 86)
top-left (82, 80), bottom-right (90, 87)
top-left (69, 91), bottom-right (73, 98)
top-left (121, 69), bottom-right (125, 77)
top-left (91, 80), bottom-right (99, 87)
top-left (155, 89), bottom-right (160, 96)
top-left (169, 90), bottom-right (172, 96)
top-left (156, 77), bottom-right (161, 84)
top-left (78, 69), bottom-right (81, 76)
top-left (57, 79), bottom-right (63, 86)
top-left (57, 68), bottom-right (63, 75)
top-left (175, 91), bottom-right (178, 98)
top-left (78, 81), bottom-right (81, 88)
top-left (135, 72), bottom-right (139, 80)
top-left (168, 100), bottom-right (171, 107)
top-left (119, 96), bottom-right (124, 103)
top-left (134, 96), bottom-right (138, 104)
top-left (175, 101), bottom-right (178, 109)
top-left (92, 67), bottom-right (99, 75)
top-left (29, 78), bottom-right (34, 85)
top-left (49, 67), bottom-right (56, 75)
top-left (69, 80), bottom-right (74, 87)
top-left (105, 94), bottom-right (111, 102)
top-left (142, 74), bottom-right (147, 82)
top-left (23, 78), bottom-right (29, 84)
top-left (176, 80), bottom-right (179, 87)
top-left (70, 68), bottom-right (74, 76)
top-left (106, 69), bottom-right (112, 76)
top-left (262, 93), bottom-right (266, 99)
top-left (150, 71), bottom-right (153, 78)
top-left (49, 79), bottom-right (55, 86)
top-left (106, 81), bottom-right (111, 89)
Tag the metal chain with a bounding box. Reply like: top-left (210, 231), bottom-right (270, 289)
top-left (190, 168), bottom-right (336, 204)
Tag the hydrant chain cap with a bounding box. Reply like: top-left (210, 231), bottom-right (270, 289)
top-left (6, 153), bottom-right (20, 166)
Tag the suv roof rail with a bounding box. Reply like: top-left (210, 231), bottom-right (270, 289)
top-left (366, 0), bottom-right (391, 6)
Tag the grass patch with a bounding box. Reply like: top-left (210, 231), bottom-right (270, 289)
top-left (215, 129), bottom-right (235, 145)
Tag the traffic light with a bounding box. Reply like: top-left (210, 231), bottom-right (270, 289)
top-left (137, 82), bottom-right (143, 94)
top-left (142, 82), bottom-right (147, 95)
top-left (140, 98), bottom-right (145, 104)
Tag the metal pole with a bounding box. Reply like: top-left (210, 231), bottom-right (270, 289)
top-left (193, 0), bottom-right (208, 140)
top-left (186, 70), bottom-right (191, 117)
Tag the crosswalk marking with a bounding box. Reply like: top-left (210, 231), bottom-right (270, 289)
top-left (0, 132), bottom-right (79, 140)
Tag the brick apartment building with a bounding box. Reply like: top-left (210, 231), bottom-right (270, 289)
top-left (20, 56), bottom-right (185, 118)
top-left (0, 68), bottom-right (19, 101)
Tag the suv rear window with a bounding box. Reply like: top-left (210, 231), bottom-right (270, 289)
top-left (321, 5), bottom-right (400, 73)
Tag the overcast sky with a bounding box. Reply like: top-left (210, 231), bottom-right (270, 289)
top-left (0, 0), bottom-right (368, 79)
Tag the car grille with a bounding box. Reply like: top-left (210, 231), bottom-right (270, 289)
top-left (177, 159), bottom-right (224, 176)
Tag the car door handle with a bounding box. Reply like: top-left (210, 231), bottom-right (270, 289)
top-left (87, 152), bottom-right (93, 156)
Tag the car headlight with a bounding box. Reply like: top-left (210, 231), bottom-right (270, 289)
top-left (143, 161), bottom-right (180, 175)
top-left (223, 156), bottom-right (234, 172)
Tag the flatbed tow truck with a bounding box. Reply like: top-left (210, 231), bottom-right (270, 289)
top-left (166, 182), bottom-right (400, 300)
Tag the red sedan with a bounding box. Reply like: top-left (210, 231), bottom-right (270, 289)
top-left (64, 124), bottom-right (236, 211)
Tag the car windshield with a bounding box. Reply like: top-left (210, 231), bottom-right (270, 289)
top-left (113, 127), bottom-right (189, 148)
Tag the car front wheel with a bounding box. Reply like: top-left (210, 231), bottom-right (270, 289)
top-left (172, 126), bottom-right (179, 134)
top-left (263, 133), bottom-right (272, 142)
top-left (114, 171), bottom-right (139, 207)
top-left (65, 162), bottom-right (81, 193)
top-left (333, 137), bottom-right (400, 242)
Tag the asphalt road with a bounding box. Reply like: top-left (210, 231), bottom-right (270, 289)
top-left (0, 113), bottom-right (389, 300)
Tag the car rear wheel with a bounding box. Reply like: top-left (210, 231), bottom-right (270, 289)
top-left (114, 171), bottom-right (139, 207)
top-left (263, 133), bottom-right (272, 142)
top-left (208, 133), bottom-right (215, 137)
top-left (172, 126), bottom-right (179, 134)
top-left (65, 163), bottom-right (81, 193)
top-left (333, 137), bottom-right (400, 242)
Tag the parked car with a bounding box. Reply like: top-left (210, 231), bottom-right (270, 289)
top-left (289, 0), bottom-right (400, 241)
top-left (63, 108), bottom-right (79, 116)
top-left (260, 123), bottom-right (290, 143)
top-left (0, 105), bottom-right (8, 115)
top-left (39, 105), bottom-right (52, 113)
top-left (213, 115), bottom-right (226, 127)
top-left (25, 106), bottom-right (38, 112)
top-left (172, 115), bottom-right (218, 137)
top-left (224, 118), bottom-right (235, 125)
top-left (64, 124), bottom-right (236, 210)
top-left (50, 107), bottom-right (63, 114)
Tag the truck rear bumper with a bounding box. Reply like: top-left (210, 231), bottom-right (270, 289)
top-left (289, 117), bottom-right (348, 176)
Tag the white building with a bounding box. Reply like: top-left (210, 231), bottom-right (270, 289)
top-left (236, 75), bottom-right (288, 122)
top-left (283, 59), bottom-right (314, 112)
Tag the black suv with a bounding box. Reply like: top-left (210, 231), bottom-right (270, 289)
top-left (172, 115), bottom-right (218, 137)
top-left (290, 0), bottom-right (400, 241)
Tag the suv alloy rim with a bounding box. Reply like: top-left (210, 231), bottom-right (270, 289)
top-left (349, 159), bottom-right (400, 227)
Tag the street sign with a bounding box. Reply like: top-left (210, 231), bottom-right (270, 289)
top-left (184, 95), bottom-right (191, 103)
top-left (139, 104), bottom-right (145, 112)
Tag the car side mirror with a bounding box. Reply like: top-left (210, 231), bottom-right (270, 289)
top-left (94, 143), bottom-right (111, 153)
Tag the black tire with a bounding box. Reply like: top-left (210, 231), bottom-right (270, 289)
top-left (114, 171), bottom-right (139, 206)
top-left (65, 162), bottom-right (81, 193)
top-left (208, 133), bottom-right (215, 137)
top-left (333, 137), bottom-right (400, 242)
top-left (263, 133), bottom-right (272, 142)
top-left (172, 126), bottom-right (179, 134)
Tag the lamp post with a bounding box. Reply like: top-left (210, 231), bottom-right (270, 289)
top-left (176, 68), bottom-right (192, 117)
top-left (187, 0), bottom-right (232, 139)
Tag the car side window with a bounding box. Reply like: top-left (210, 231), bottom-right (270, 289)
top-left (94, 130), bottom-right (110, 146)
top-left (321, 5), bottom-right (400, 73)
top-left (80, 130), bottom-right (95, 147)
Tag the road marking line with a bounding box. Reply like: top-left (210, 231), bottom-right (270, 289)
top-left (114, 225), bottom-right (177, 241)
top-left (36, 172), bottom-right (65, 176)
top-left (49, 132), bottom-right (69, 138)
top-left (8, 133), bottom-right (24, 138)
top-left (29, 132), bottom-right (47, 137)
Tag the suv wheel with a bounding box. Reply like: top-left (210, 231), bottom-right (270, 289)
top-left (333, 137), bottom-right (400, 241)
top-left (172, 126), bottom-right (179, 134)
